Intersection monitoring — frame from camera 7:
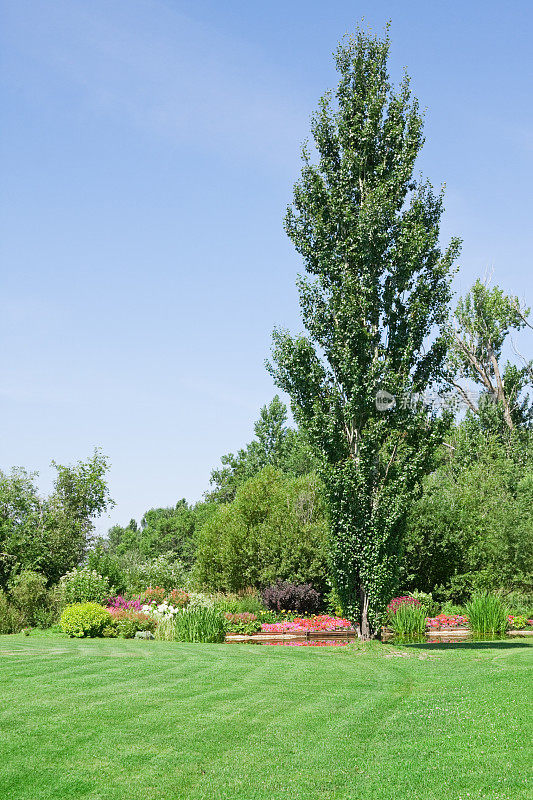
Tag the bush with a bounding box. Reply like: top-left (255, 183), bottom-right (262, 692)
top-left (195, 468), bottom-right (329, 593)
top-left (261, 581), bottom-right (322, 615)
top-left (499, 590), bottom-right (533, 618)
top-left (186, 592), bottom-right (215, 610)
top-left (59, 568), bottom-right (114, 605)
top-left (138, 586), bottom-right (190, 607)
top-left (0, 590), bottom-right (24, 634)
top-left (166, 589), bottom-right (190, 608)
top-left (466, 593), bottom-right (508, 636)
top-left (9, 570), bottom-right (49, 625)
top-left (166, 606), bottom-right (227, 643)
top-left (440, 601), bottom-right (467, 616)
top-left (212, 589), bottom-right (265, 615)
top-left (325, 586), bottom-right (344, 617)
top-left (224, 612), bottom-right (262, 635)
top-left (409, 590), bottom-right (438, 616)
top-left (86, 546), bottom-right (127, 594)
top-left (122, 555), bottom-right (191, 594)
top-left (109, 609), bottom-right (156, 639)
top-left (33, 607), bottom-right (60, 629)
top-left (60, 602), bottom-right (112, 638)
top-left (386, 602), bottom-right (427, 636)
top-left (401, 438), bottom-right (533, 604)
top-left (139, 586), bottom-right (167, 604)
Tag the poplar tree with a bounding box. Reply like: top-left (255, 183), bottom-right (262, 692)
top-left (268, 27), bottom-right (460, 637)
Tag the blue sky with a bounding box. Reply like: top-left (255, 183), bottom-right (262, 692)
top-left (1, 0), bottom-right (532, 532)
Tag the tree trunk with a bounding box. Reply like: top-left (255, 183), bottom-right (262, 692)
top-left (359, 585), bottom-right (371, 640)
top-left (489, 349), bottom-right (514, 430)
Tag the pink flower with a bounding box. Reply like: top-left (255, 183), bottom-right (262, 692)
top-left (424, 614), bottom-right (468, 631)
top-left (261, 615), bottom-right (353, 633)
top-left (387, 596), bottom-right (422, 614)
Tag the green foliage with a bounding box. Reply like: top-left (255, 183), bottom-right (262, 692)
top-left (445, 280), bottom-right (532, 430)
top-left (121, 554), bottom-right (191, 593)
top-left (0, 469), bottom-right (41, 590)
top-left (111, 610), bottom-right (156, 639)
top-left (106, 518), bottom-right (140, 557)
top-left (86, 545), bottom-right (127, 594)
top-left (60, 602), bottom-right (112, 638)
top-left (401, 431), bottom-right (533, 602)
top-left (211, 589), bottom-right (265, 615)
top-left (0, 589), bottom-right (24, 634)
top-left (52, 449), bottom-right (114, 533)
top-left (500, 590), bottom-right (533, 617)
top-left (195, 467), bottom-right (329, 593)
top-left (466, 593), bottom-right (508, 636)
top-left (9, 570), bottom-right (49, 625)
top-left (153, 616), bottom-right (176, 641)
top-left (224, 613), bottom-right (262, 635)
top-left (0, 450), bottom-right (113, 587)
top-left (106, 504), bottom-right (201, 564)
top-left (207, 396), bottom-right (318, 503)
top-left (440, 601), bottom-right (467, 615)
top-left (509, 615), bottom-right (528, 630)
top-left (409, 590), bottom-right (438, 616)
top-left (138, 502), bottom-right (197, 564)
top-left (268, 27), bottom-right (459, 635)
top-left (59, 568), bottom-right (114, 605)
top-left (103, 500), bottom-right (214, 572)
top-left (174, 606), bottom-right (227, 643)
top-left (386, 603), bottom-right (427, 636)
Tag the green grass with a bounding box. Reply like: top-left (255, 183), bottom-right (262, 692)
top-left (0, 634), bottom-right (532, 800)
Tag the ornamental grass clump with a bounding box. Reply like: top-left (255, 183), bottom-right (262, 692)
top-left (386, 600), bottom-right (427, 636)
top-left (173, 606), bottom-right (227, 643)
top-left (466, 593), bottom-right (508, 636)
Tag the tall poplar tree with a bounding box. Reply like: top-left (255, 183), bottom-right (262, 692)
top-left (268, 27), bottom-right (461, 637)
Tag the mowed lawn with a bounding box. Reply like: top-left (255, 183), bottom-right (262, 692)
top-left (0, 635), bottom-right (531, 800)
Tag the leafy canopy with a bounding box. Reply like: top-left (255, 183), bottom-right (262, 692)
top-left (268, 26), bottom-right (460, 633)
top-left (195, 466), bottom-right (329, 593)
top-left (445, 279), bottom-right (532, 430)
top-left (0, 449), bottom-right (113, 587)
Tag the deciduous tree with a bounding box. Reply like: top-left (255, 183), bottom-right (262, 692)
top-left (269, 27), bottom-right (460, 636)
top-left (445, 279), bottom-right (532, 430)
